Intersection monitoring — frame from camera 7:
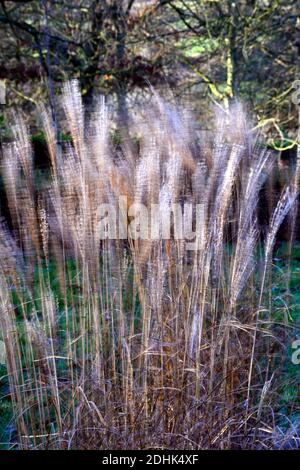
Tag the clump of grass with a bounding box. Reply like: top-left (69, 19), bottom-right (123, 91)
top-left (0, 81), bottom-right (299, 449)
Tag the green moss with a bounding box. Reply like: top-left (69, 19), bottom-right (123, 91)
top-left (179, 37), bottom-right (219, 58)
top-left (31, 130), bottom-right (72, 145)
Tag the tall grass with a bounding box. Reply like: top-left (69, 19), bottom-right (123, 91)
top-left (0, 81), bottom-right (298, 449)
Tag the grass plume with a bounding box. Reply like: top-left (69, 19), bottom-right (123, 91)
top-left (0, 81), bottom-right (299, 449)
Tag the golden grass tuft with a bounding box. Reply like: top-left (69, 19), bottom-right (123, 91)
top-left (0, 81), bottom-right (298, 449)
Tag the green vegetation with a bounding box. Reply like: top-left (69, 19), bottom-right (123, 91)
top-left (0, 1), bottom-right (298, 147)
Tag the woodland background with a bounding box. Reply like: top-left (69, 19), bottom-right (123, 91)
top-left (0, 0), bottom-right (299, 150)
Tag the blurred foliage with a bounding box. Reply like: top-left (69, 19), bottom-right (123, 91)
top-left (0, 0), bottom-right (298, 147)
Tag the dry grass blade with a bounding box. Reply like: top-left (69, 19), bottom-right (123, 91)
top-left (0, 81), bottom-right (297, 449)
